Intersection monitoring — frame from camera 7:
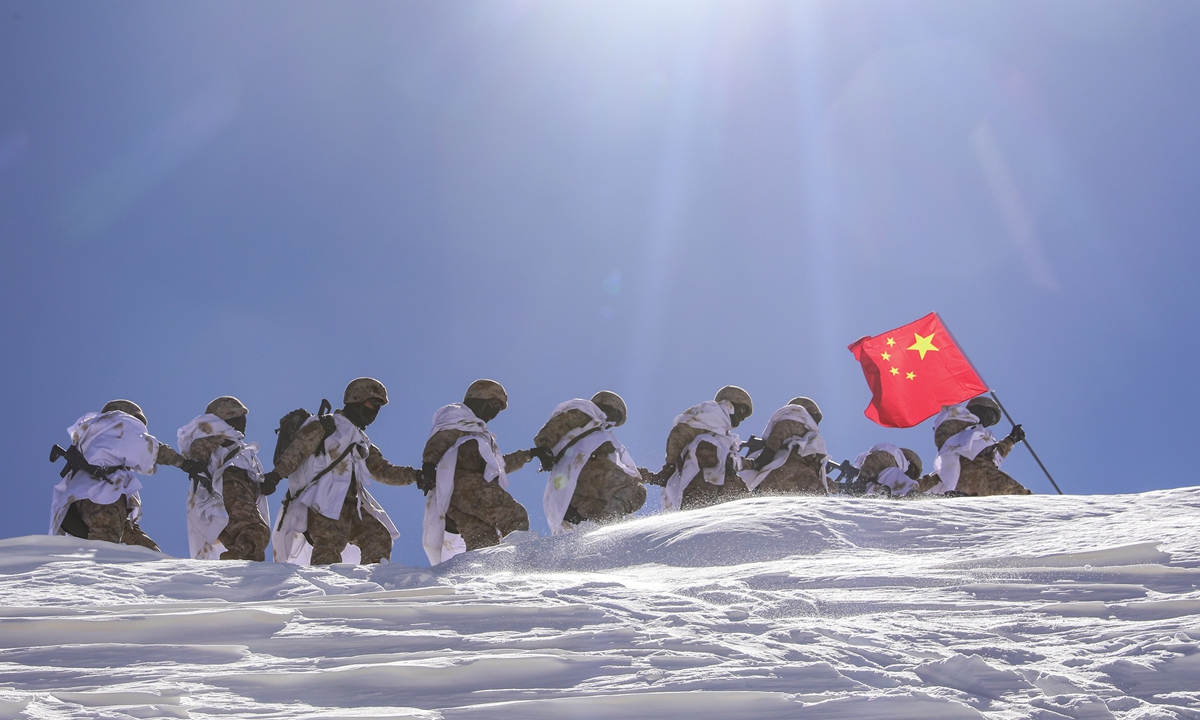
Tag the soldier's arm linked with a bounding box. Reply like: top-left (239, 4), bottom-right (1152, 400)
top-left (504, 448), bottom-right (533, 473)
top-left (365, 444), bottom-right (420, 486)
top-left (155, 443), bottom-right (186, 469)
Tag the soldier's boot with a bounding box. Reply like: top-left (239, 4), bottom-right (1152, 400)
top-left (307, 506), bottom-right (350, 565)
top-left (350, 511), bottom-right (392, 564)
top-left (74, 499), bottom-right (126, 544)
top-left (121, 519), bottom-right (161, 552)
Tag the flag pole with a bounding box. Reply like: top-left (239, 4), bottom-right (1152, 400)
top-left (989, 390), bottom-right (1063, 495)
top-left (935, 313), bottom-right (1063, 496)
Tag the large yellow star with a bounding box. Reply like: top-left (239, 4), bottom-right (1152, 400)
top-left (881, 351), bottom-right (891, 361)
top-left (889, 366), bottom-right (899, 376)
top-left (907, 332), bottom-right (939, 360)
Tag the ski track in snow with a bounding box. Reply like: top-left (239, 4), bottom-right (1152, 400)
top-left (1, 488), bottom-right (1199, 719)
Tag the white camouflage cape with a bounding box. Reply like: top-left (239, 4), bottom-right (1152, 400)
top-left (541, 399), bottom-right (641, 535)
top-left (928, 405), bottom-right (1002, 494)
top-left (272, 412), bottom-right (398, 564)
top-left (422, 404), bottom-right (507, 565)
top-left (177, 414), bottom-right (269, 560)
top-left (49, 411), bottom-right (160, 537)
top-left (739, 404), bottom-right (828, 492)
top-left (853, 443), bottom-right (919, 497)
top-left (663, 400), bottom-right (741, 511)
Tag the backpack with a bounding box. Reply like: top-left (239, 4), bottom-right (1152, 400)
top-left (272, 399), bottom-right (336, 466)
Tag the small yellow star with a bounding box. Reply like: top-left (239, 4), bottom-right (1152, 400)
top-left (907, 332), bottom-right (940, 360)
top-left (889, 366), bottom-right (899, 376)
top-left (886, 337), bottom-right (896, 347)
top-left (881, 351), bottom-right (891, 361)
top-left (906, 371), bottom-right (916, 380)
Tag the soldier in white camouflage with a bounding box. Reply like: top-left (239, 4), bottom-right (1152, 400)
top-left (51, 399), bottom-right (204, 550)
top-left (851, 445), bottom-right (924, 497)
top-left (649, 386), bottom-right (754, 510)
top-left (749, 397), bottom-right (829, 496)
top-left (925, 396), bottom-right (1031, 496)
top-left (181, 396), bottom-right (271, 561)
top-left (533, 391), bottom-right (648, 527)
top-left (419, 380), bottom-right (533, 552)
top-left (266, 378), bottom-right (419, 564)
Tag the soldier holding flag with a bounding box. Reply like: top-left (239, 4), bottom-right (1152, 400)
top-left (848, 312), bottom-right (1055, 497)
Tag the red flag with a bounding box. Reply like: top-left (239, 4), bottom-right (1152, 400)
top-left (848, 313), bottom-right (988, 428)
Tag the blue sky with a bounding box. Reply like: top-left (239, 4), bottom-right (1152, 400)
top-left (2, 1), bottom-right (1197, 566)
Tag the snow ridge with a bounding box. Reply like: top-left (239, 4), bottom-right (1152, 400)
top-left (2, 488), bottom-right (1199, 719)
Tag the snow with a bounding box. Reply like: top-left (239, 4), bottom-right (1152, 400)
top-left (2, 488), bottom-right (1199, 719)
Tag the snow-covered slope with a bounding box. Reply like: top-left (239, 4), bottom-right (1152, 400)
top-left (2, 489), bottom-right (1199, 719)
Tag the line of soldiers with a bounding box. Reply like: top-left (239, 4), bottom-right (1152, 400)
top-left (48, 378), bottom-right (1031, 566)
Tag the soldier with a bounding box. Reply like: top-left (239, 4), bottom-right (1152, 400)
top-left (648, 386), bottom-right (753, 511)
top-left (177, 396), bottom-right (271, 561)
top-left (534, 391), bottom-right (648, 534)
top-left (268, 378), bottom-right (419, 565)
top-left (49, 399), bottom-right (203, 551)
top-left (848, 444), bottom-right (923, 497)
top-left (924, 396), bottom-right (1031, 496)
top-left (742, 397), bottom-right (830, 496)
top-left (418, 379), bottom-right (535, 564)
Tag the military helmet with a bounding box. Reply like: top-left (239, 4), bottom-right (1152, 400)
top-left (465, 379), bottom-right (508, 409)
top-left (102, 399), bottom-right (147, 425)
top-left (714, 385), bottom-right (753, 416)
top-left (901, 447), bottom-right (923, 480)
top-left (205, 396), bottom-right (248, 421)
top-left (591, 391), bottom-right (627, 427)
top-left (788, 396), bottom-right (823, 425)
top-left (344, 377), bottom-right (389, 406)
top-left (966, 396), bottom-right (1001, 427)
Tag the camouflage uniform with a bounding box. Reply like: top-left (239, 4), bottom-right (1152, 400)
top-left (664, 422), bottom-right (749, 509)
top-left (73, 497), bottom-right (160, 550)
top-left (752, 418), bottom-right (827, 495)
top-left (423, 430), bottom-right (531, 551)
top-left (932, 419), bottom-right (1031, 496)
top-left (534, 408), bottom-right (646, 523)
top-left (184, 435), bottom-right (270, 562)
top-left (275, 414), bottom-right (418, 564)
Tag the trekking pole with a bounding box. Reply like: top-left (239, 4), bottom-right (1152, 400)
top-left (989, 390), bottom-right (1062, 495)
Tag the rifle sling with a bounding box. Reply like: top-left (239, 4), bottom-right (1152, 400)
top-left (275, 441), bottom-right (360, 532)
top-left (552, 425), bottom-right (605, 466)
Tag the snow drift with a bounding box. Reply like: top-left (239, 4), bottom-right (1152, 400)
top-left (2, 488), bottom-right (1199, 719)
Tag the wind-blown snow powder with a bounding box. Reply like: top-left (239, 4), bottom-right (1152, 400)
top-left (2, 488), bottom-right (1199, 719)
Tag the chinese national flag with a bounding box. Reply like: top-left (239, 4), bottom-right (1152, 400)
top-left (848, 313), bottom-right (988, 428)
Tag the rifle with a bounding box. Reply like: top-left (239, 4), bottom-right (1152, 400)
top-left (49, 444), bottom-right (120, 483)
top-left (741, 435), bottom-right (765, 455)
top-left (825, 459), bottom-right (860, 492)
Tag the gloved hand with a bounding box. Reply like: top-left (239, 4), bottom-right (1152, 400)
top-left (532, 446), bottom-right (554, 472)
top-left (751, 447), bottom-right (776, 470)
top-left (260, 471), bottom-right (282, 496)
top-left (644, 463), bottom-right (674, 487)
top-left (180, 458), bottom-right (208, 477)
top-left (417, 462), bottom-right (437, 495)
top-left (1006, 424), bottom-right (1025, 444)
